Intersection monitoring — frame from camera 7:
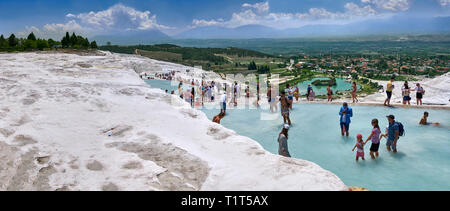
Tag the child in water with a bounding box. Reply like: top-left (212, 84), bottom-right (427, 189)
top-left (364, 119), bottom-right (381, 159)
top-left (352, 134), bottom-right (365, 162)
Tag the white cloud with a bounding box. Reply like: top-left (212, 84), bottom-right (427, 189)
top-left (242, 2), bottom-right (269, 13)
top-left (361, 0), bottom-right (410, 11)
top-left (18, 21), bottom-right (87, 39)
top-left (191, 1), bottom-right (380, 29)
top-left (438, 0), bottom-right (450, 6)
top-left (16, 3), bottom-right (169, 39)
top-left (68, 3), bottom-right (169, 31)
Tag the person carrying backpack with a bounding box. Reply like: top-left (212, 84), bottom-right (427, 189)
top-left (382, 115), bottom-right (403, 153)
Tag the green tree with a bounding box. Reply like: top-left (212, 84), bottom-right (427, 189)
top-left (8, 34), bottom-right (18, 47)
top-left (27, 32), bottom-right (37, 41)
top-left (248, 61), bottom-right (257, 70)
top-left (90, 41), bottom-right (98, 49)
top-left (36, 39), bottom-right (49, 50)
top-left (24, 39), bottom-right (37, 50)
top-left (61, 32), bottom-right (70, 48)
top-left (0, 35), bottom-right (8, 49)
top-left (70, 32), bottom-right (78, 46)
top-left (48, 39), bottom-right (56, 48)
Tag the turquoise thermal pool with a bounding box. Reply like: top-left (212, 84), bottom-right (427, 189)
top-left (146, 79), bottom-right (450, 190)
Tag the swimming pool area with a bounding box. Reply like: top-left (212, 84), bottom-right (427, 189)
top-left (295, 77), bottom-right (361, 96)
top-left (201, 104), bottom-right (450, 191)
top-left (146, 79), bottom-right (450, 190)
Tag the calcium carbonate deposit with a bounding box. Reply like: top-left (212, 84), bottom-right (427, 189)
top-left (0, 52), bottom-right (347, 191)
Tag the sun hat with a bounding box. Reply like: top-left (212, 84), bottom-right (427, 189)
top-left (283, 124), bottom-right (290, 130)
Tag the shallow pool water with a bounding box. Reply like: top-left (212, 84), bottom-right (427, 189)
top-left (201, 104), bottom-right (450, 191)
top-left (144, 79), bottom-right (190, 95)
top-left (146, 78), bottom-right (450, 190)
top-left (296, 77), bottom-right (361, 96)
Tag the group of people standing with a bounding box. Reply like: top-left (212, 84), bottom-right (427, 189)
top-left (384, 77), bottom-right (426, 106)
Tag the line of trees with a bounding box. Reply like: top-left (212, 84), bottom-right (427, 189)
top-left (0, 32), bottom-right (97, 52)
top-left (61, 32), bottom-right (97, 49)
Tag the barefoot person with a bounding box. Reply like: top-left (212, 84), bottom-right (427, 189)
top-left (280, 91), bottom-right (292, 125)
top-left (327, 84), bottom-right (333, 102)
top-left (364, 119), bottom-right (381, 159)
top-left (384, 77), bottom-right (395, 106)
top-left (415, 83), bottom-right (425, 105)
top-left (294, 86), bottom-right (300, 102)
top-left (402, 81), bottom-right (413, 105)
top-left (213, 111), bottom-right (225, 124)
top-left (306, 84), bottom-right (312, 99)
top-left (352, 134), bottom-right (365, 162)
top-left (285, 84), bottom-right (294, 109)
top-left (339, 102), bottom-right (353, 136)
top-left (384, 115), bottom-right (400, 153)
top-left (278, 124), bottom-right (291, 157)
top-left (420, 112), bottom-right (441, 126)
top-left (191, 87), bottom-right (195, 107)
top-left (352, 82), bottom-right (359, 103)
top-left (220, 91), bottom-right (227, 115)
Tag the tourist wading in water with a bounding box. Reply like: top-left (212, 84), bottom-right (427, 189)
top-left (220, 91), bottom-right (227, 115)
top-left (339, 102), bottom-right (353, 136)
top-left (364, 119), bottom-right (382, 160)
top-left (381, 115), bottom-right (400, 153)
top-left (420, 112), bottom-right (441, 127)
top-left (280, 91), bottom-right (292, 125)
top-left (285, 84), bottom-right (294, 109)
top-left (352, 134), bottom-right (365, 162)
top-left (278, 124), bottom-right (291, 157)
top-left (384, 77), bottom-right (395, 106)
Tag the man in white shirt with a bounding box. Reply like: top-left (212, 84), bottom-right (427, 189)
top-left (220, 91), bottom-right (227, 114)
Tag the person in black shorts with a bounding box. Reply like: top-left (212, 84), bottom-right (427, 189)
top-left (364, 119), bottom-right (382, 159)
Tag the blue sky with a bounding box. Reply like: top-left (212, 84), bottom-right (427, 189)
top-left (0, 0), bottom-right (449, 38)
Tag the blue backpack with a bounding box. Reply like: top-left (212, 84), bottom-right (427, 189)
top-left (397, 122), bottom-right (405, 137)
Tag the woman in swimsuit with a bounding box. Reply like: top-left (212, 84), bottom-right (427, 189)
top-left (352, 82), bottom-right (358, 103)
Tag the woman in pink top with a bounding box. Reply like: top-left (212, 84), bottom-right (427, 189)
top-left (364, 119), bottom-right (382, 160)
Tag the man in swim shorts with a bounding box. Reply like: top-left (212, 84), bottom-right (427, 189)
top-left (280, 91), bottom-right (292, 125)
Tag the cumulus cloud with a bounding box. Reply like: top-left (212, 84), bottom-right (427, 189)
top-left (67, 3), bottom-right (169, 31)
top-left (438, 0), bottom-right (450, 6)
top-left (361, 0), bottom-right (410, 11)
top-left (18, 20), bottom-right (87, 39)
top-left (190, 1), bottom-right (380, 29)
top-left (242, 2), bottom-right (269, 13)
top-left (17, 3), bottom-right (169, 39)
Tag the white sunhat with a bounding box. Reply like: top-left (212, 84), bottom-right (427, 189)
top-left (283, 124), bottom-right (290, 130)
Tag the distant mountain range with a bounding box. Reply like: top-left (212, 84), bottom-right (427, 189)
top-left (93, 16), bottom-right (450, 45)
top-left (93, 29), bottom-right (171, 45)
top-left (178, 16), bottom-right (450, 39)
